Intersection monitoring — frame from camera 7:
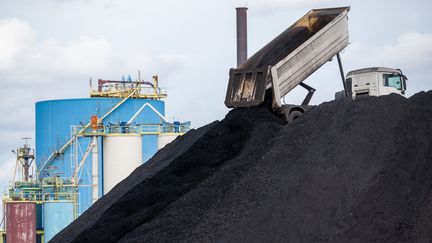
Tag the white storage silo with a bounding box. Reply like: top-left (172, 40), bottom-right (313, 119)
top-left (103, 134), bottom-right (142, 193)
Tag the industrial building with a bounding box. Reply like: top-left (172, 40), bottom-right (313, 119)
top-left (0, 75), bottom-right (190, 242)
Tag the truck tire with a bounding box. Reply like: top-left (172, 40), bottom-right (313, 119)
top-left (287, 110), bottom-right (303, 123)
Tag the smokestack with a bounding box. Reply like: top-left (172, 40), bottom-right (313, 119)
top-left (236, 7), bottom-right (248, 67)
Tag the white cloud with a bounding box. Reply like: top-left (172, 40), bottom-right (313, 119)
top-left (0, 18), bottom-right (184, 84)
top-left (36, 37), bottom-right (113, 74)
top-left (3, 36), bottom-right (114, 86)
top-left (0, 17), bottom-right (127, 88)
top-left (0, 18), bottom-right (34, 69)
top-left (345, 32), bottom-right (432, 70)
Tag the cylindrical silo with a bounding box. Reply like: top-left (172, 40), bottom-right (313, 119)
top-left (103, 134), bottom-right (142, 193)
top-left (43, 201), bottom-right (74, 242)
top-left (6, 202), bottom-right (36, 243)
top-left (157, 134), bottom-right (179, 150)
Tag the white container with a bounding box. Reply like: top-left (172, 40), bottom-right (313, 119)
top-left (103, 134), bottom-right (142, 194)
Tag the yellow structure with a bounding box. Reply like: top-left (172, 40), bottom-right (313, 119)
top-left (90, 75), bottom-right (167, 100)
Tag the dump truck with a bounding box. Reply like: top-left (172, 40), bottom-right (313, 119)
top-left (225, 7), bottom-right (350, 121)
top-left (347, 67), bottom-right (407, 98)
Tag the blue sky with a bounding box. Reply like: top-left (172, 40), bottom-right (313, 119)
top-left (0, 0), bottom-right (431, 198)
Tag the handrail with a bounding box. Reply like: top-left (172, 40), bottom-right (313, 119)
top-left (73, 123), bottom-right (191, 136)
top-left (127, 102), bottom-right (169, 124)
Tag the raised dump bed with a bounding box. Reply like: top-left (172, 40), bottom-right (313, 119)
top-left (225, 7), bottom-right (350, 108)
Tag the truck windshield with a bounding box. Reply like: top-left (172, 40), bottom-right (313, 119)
top-left (383, 73), bottom-right (402, 90)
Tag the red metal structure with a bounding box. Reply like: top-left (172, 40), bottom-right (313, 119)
top-left (6, 202), bottom-right (36, 243)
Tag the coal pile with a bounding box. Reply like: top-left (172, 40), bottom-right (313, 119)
top-left (52, 91), bottom-right (432, 243)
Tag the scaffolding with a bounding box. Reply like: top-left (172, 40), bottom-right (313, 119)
top-left (90, 75), bottom-right (167, 100)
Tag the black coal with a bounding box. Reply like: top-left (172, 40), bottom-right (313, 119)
top-left (51, 91), bottom-right (432, 243)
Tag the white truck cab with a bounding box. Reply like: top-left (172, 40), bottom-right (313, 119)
top-left (346, 67), bottom-right (407, 99)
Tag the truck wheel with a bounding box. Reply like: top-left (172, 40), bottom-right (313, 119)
top-left (287, 110), bottom-right (303, 123)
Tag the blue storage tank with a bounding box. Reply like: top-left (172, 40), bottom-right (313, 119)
top-left (43, 201), bottom-right (74, 242)
top-left (35, 98), bottom-right (165, 213)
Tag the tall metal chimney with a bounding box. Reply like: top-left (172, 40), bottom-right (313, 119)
top-left (236, 7), bottom-right (248, 67)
